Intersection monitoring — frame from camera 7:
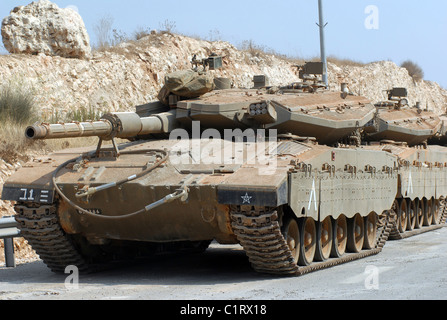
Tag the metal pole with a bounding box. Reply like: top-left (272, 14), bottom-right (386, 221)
top-left (318, 0), bottom-right (328, 86)
top-left (4, 238), bottom-right (16, 268)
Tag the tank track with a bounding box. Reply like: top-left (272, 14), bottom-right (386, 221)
top-left (389, 199), bottom-right (447, 241)
top-left (231, 206), bottom-right (394, 276)
top-left (440, 200), bottom-right (447, 225)
top-left (13, 200), bottom-right (444, 276)
top-left (14, 202), bottom-right (98, 274)
top-left (14, 202), bottom-right (213, 274)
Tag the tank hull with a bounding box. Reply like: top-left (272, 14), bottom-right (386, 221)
top-left (3, 137), bottom-right (447, 274)
top-left (2, 139), bottom-right (396, 239)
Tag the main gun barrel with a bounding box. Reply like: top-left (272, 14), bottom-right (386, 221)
top-left (26, 120), bottom-right (113, 140)
top-left (26, 111), bottom-right (176, 140)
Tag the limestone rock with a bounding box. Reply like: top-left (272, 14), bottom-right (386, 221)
top-left (1, 0), bottom-right (91, 59)
top-left (0, 31), bottom-right (445, 121)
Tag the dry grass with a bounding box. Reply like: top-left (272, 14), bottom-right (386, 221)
top-left (0, 80), bottom-right (36, 124)
top-left (93, 15), bottom-right (154, 53)
top-left (159, 19), bottom-right (176, 33)
top-left (0, 76), bottom-right (117, 164)
top-left (236, 39), bottom-right (368, 68)
top-left (0, 79), bottom-right (39, 163)
top-left (327, 55), bottom-right (366, 67)
top-left (133, 26), bottom-right (151, 41)
top-left (0, 121), bottom-right (34, 163)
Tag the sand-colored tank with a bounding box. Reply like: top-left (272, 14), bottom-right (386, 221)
top-left (2, 61), bottom-right (446, 275)
top-left (365, 88), bottom-right (442, 146)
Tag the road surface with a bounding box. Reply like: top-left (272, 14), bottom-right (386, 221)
top-left (1, 226), bottom-right (446, 301)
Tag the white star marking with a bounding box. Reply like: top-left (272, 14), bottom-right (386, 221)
top-left (241, 193), bottom-right (253, 204)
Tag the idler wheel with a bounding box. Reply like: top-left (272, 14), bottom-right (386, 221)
top-left (363, 212), bottom-right (377, 250)
top-left (298, 218), bottom-right (316, 266)
top-left (347, 214), bottom-right (364, 253)
top-left (315, 217), bottom-right (333, 262)
top-left (331, 215), bottom-right (347, 258)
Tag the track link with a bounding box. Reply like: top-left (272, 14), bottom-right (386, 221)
top-left (231, 206), bottom-right (394, 276)
top-left (14, 203), bottom-right (96, 274)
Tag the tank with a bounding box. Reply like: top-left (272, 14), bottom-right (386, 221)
top-left (2, 59), bottom-right (446, 276)
top-left (364, 87), bottom-right (442, 146)
top-left (360, 87), bottom-right (447, 241)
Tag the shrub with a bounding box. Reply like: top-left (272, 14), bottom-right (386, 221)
top-left (133, 26), bottom-right (151, 41)
top-left (0, 81), bottom-right (39, 162)
top-left (238, 39), bottom-right (277, 58)
top-left (401, 60), bottom-right (424, 81)
top-left (0, 82), bottom-right (35, 124)
top-left (159, 19), bottom-right (176, 33)
top-left (93, 15), bottom-right (114, 50)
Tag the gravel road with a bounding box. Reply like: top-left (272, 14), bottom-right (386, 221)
top-left (1, 226), bottom-right (446, 301)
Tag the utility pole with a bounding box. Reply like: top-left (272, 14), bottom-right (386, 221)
top-left (317, 0), bottom-right (328, 86)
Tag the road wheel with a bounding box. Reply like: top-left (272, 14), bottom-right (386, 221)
top-left (407, 200), bottom-right (416, 231)
top-left (331, 215), bottom-right (347, 258)
top-left (281, 216), bottom-right (300, 265)
top-left (432, 200), bottom-right (440, 225)
top-left (298, 217), bottom-right (316, 266)
top-left (347, 214), bottom-right (364, 253)
top-left (424, 199), bottom-right (433, 226)
top-left (415, 199), bottom-right (424, 229)
top-left (363, 212), bottom-right (377, 250)
top-left (315, 217), bottom-right (333, 262)
top-left (398, 199), bottom-right (408, 233)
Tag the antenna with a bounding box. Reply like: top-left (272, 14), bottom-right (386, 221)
top-left (317, 0), bottom-right (328, 87)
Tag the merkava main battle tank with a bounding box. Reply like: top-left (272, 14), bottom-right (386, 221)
top-left (2, 57), bottom-right (446, 276)
top-left (363, 87), bottom-right (447, 240)
top-left (364, 87), bottom-right (442, 146)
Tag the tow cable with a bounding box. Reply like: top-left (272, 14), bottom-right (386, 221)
top-left (52, 148), bottom-right (190, 220)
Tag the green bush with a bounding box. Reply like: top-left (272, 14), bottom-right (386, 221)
top-left (0, 83), bottom-right (35, 124)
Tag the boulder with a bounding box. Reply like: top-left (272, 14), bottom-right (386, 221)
top-left (1, 0), bottom-right (91, 59)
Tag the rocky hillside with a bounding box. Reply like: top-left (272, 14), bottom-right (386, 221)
top-left (1, 31), bottom-right (446, 121)
top-left (328, 61), bottom-right (447, 114)
top-left (0, 32), bottom-right (303, 120)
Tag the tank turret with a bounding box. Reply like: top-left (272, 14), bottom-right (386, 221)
top-left (25, 60), bottom-right (376, 148)
top-left (364, 87), bottom-right (442, 146)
